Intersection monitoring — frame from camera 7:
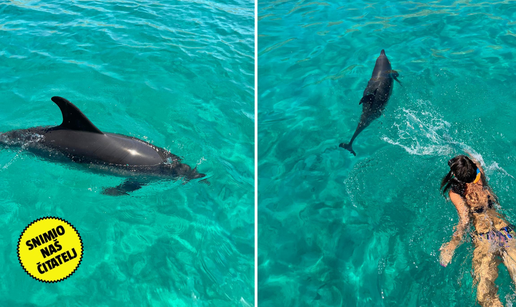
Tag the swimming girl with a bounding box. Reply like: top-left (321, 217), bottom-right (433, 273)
top-left (440, 154), bottom-right (516, 307)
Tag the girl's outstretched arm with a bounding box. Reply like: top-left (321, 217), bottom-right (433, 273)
top-left (440, 191), bottom-right (470, 267)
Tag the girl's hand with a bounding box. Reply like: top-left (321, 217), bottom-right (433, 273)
top-left (439, 242), bottom-right (455, 267)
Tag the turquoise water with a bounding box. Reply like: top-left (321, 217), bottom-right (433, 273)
top-left (0, 1), bottom-right (253, 306)
top-left (259, 1), bottom-right (516, 306)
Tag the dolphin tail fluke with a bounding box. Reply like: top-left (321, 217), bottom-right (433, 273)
top-left (339, 142), bottom-right (356, 156)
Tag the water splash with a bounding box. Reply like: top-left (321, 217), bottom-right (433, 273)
top-left (484, 161), bottom-right (515, 180)
top-left (0, 132), bottom-right (45, 170)
top-left (381, 100), bottom-right (516, 190)
top-left (382, 100), bottom-right (455, 156)
top-left (0, 149), bottom-right (23, 170)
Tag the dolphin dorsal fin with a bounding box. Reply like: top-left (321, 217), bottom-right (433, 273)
top-left (51, 96), bottom-right (103, 134)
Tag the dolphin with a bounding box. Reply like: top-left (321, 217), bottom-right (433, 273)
top-left (0, 96), bottom-right (205, 195)
top-left (339, 49), bottom-right (400, 156)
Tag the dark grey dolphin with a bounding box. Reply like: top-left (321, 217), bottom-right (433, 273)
top-left (0, 96), bottom-right (205, 195)
top-left (339, 49), bottom-right (400, 156)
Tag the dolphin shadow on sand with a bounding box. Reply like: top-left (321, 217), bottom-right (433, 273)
top-left (0, 96), bottom-right (206, 195)
top-left (339, 49), bottom-right (401, 156)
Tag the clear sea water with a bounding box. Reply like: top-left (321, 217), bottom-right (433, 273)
top-left (0, 1), bottom-right (253, 306)
top-left (259, 1), bottom-right (516, 306)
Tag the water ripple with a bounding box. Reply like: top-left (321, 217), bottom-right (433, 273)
top-left (0, 0), bottom-right (253, 306)
top-left (260, 0), bottom-right (516, 306)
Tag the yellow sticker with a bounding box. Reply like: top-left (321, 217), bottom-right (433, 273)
top-left (17, 217), bottom-right (83, 283)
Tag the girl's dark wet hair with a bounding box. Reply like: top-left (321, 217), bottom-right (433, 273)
top-left (441, 155), bottom-right (478, 197)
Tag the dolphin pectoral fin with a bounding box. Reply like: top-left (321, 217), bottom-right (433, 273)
top-left (359, 94), bottom-right (375, 105)
top-left (393, 76), bottom-right (402, 86)
top-left (101, 179), bottom-right (144, 196)
top-left (339, 142), bottom-right (356, 156)
top-left (50, 96), bottom-right (103, 134)
top-left (387, 70), bottom-right (402, 86)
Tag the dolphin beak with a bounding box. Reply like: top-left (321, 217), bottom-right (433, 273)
top-left (380, 49), bottom-right (386, 56)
